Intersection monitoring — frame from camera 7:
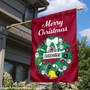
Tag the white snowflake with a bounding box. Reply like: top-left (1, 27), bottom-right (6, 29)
top-left (59, 38), bottom-right (62, 42)
top-left (35, 53), bottom-right (39, 58)
top-left (53, 64), bottom-right (56, 67)
top-left (63, 66), bottom-right (67, 70)
top-left (67, 59), bottom-right (71, 64)
top-left (60, 45), bottom-right (63, 49)
top-left (41, 70), bottom-right (45, 75)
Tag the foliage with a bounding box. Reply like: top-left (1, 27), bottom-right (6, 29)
top-left (2, 37), bottom-right (90, 90)
top-left (3, 72), bottom-right (13, 87)
top-left (52, 82), bottom-right (62, 90)
top-left (52, 37), bottom-right (90, 90)
top-left (77, 37), bottom-right (90, 90)
top-left (2, 72), bottom-right (38, 89)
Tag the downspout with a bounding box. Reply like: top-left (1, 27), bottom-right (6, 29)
top-left (38, 5), bottom-right (48, 13)
top-left (32, 0), bottom-right (48, 13)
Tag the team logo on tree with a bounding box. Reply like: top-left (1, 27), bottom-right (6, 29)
top-left (35, 36), bottom-right (72, 79)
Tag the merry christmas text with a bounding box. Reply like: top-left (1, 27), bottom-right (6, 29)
top-left (42, 20), bottom-right (63, 28)
top-left (38, 20), bottom-right (68, 36)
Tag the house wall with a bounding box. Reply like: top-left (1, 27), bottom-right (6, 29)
top-left (5, 38), bottom-right (31, 65)
top-left (0, 0), bottom-right (32, 64)
top-left (0, 29), bottom-right (8, 89)
top-left (0, 0), bottom-right (32, 84)
top-left (0, 0), bottom-right (51, 88)
top-left (0, 0), bottom-right (25, 22)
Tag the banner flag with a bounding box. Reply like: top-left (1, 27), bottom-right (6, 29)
top-left (30, 9), bottom-right (78, 82)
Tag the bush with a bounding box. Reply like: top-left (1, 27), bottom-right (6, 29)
top-left (2, 72), bottom-right (38, 90)
top-left (52, 37), bottom-right (90, 90)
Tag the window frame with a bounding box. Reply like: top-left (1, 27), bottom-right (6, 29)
top-left (22, 6), bottom-right (35, 29)
top-left (4, 59), bottom-right (29, 82)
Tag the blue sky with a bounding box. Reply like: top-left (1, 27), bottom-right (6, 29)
top-left (39, 0), bottom-right (90, 45)
top-left (77, 0), bottom-right (90, 45)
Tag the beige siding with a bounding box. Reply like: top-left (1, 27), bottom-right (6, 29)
top-left (0, 33), bottom-right (7, 89)
top-left (5, 40), bottom-right (31, 65)
top-left (0, 15), bottom-right (11, 26)
top-left (0, 0), bottom-right (25, 22)
top-left (2, 0), bottom-right (25, 13)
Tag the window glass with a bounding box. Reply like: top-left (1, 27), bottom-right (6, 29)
top-left (4, 62), bottom-right (14, 77)
top-left (15, 64), bottom-right (27, 82)
top-left (4, 61), bottom-right (30, 83)
top-left (27, 68), bottom-right (31, 83)
top-left (24, 7), bottom-right (34, 28)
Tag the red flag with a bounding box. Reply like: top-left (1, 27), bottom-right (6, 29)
top-left (30, 9), bottom-right (78, 82)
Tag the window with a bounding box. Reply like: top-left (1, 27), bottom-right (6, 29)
top-left (27, 68), bottom-right (31, 83)
top-left (23, 7), bottom-right (34, 28)
top-left (16, 64), bottom-right (27, 82)
top-left (4, 62), bottom-right (14, 78)
top-left (4, 60), bottom-right (30, 83)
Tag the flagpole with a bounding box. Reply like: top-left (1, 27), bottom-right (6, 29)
top-left (7, 20), bottom-right (32, 28)
top-left (77, 7), bottom-right (83, 10)
top-left (7, 7), bottom-right (83, 28)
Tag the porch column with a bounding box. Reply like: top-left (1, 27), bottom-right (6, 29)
top-left (0, 26), bottom-right (8, 89)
